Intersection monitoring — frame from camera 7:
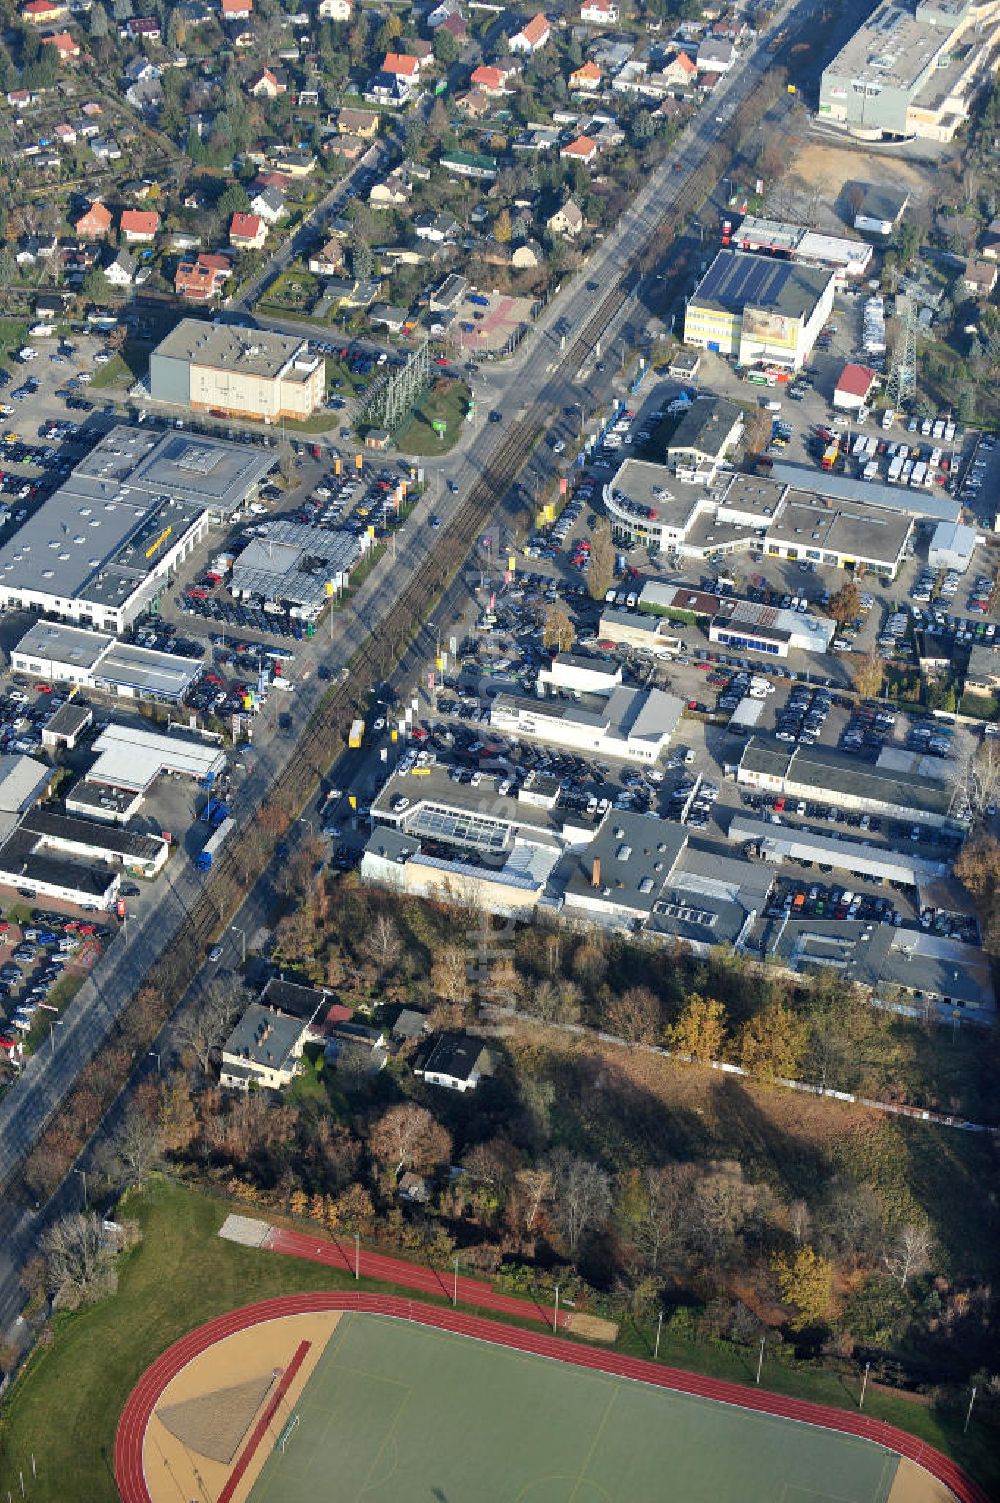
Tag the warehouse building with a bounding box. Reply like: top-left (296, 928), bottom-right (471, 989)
top-left (361, 825), bottom-right (556, 918)
top-left (737, 738), bottom-right (963, 828)
top-left (833, 363), bottom-right (879, 411)
top-left (769, 460), bottom-right (961, 525)
top-left (819, 0), bottom-right (1000, 143)
top-left (709, 598), bottom-right (836, 657)
top-left (729, 216), bottom-right (874, 281)
top-left (683, 251), bottom-right (836, 370)
top-left (0, 426), bottom-right (274, 631)
top-left (149, 319), bottom-right (325, 423)
top-left (230, 520), bottom-right (367, 619)
top-left (928, 520), bottom-right (979, 573)
top-left (12, 620), bottom-right (203, 702)
top-left (729, 811), bottom-right (949, 885)
top-left (490, 684), bottom-right (683, 763)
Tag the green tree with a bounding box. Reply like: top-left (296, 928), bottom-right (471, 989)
top-left (851, 651), bottom-right (884, 701)
top-left (375, 13), bottom-right (401, 52)
top-left (433, 26), bottom-right (458, 64)
top-left (773, 1245), bottom-right (834, 1330)
top-left (89, 2), bottom-right (109, 37)
top-left (216, 181), bottom-right (251, 220)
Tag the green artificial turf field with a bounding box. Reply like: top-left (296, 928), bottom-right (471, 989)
top-left (249, 1313), bottom-right (900, 1503)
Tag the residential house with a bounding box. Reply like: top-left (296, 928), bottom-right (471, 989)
top-left (511, 238), bottom-right (543, 268)
top-left (383, 50), bottom-right (420, 79)
top-left (16, 235), bottom-right (58, 266)
top-left (127, 14), bottom-right (160, 38)
top-left (962, 259), bottom-right (998, 298)
top-left (103, 247), bottom-right (135, 286)
top-left (317, 0), bottom-right (351, 16)
top-left (54, 121), bottom-right (77, 143)
top-left (36, 291), bottom-right (70, 319)
top-left (570, 59), bottom-right (603, 92)
top-left (308, 236), bottom-right (345, 274)
top-left (392, 1008), bottom-right (430, 1044)
top-left (427, 0), bottom-right (461, 24)
top-left (42, 32), bottom-right (81, 59)
top-left (368, 303), bottom-right (408, 333)
top-left (248, 65), bottom-right (287, 97)
top-left (268, 147), bottom-right (315, 175)
top-left (73, 200), bottom-right (113, 239)
top-left (413, 210), bottom-right (458, 242)
top-left (338, 106), bottom-right (378, 137)
top-left (457, 86), bottom-right (491, 117)
top-left (401, 37), bottom-right (434, 68)
top-left (169, 230), bottom-right (201, 250)
top-left (980, 218), bottom-right (1000, 261)
top-left (560, 134), bottom-right (598, 165)
top-left (174, 251), bottom-right (231, 300)
top-left (220, 0), bottom-right (251, 17)
top-left (509, 11), bottom-right (550, 53)
top-left (440, 148), bottom-right (498, 180)
top-left (229, 211), bottom-right (267, 249)
top-left (696, 36), bottom-right (735, 72)
top-left (965, 643), bottom-right (1000, 696)
top-left (661, 49), bottom-right (698, 87)
top-left (370, 169), bottom-right (411, 206)
top-left (548, 198), bottom-right (583, 237)
top-left (470, 62), bottom-right (517, 96)
top-left (581, 0), bottom-right (617, 20)
top-left (415, 1031), bottom-right (492, 1092)
top-left (439, 10), bottom-right (467, 40)
top-left (365, 70), bottom-right (412, 107)
top-left (124, 56), bottom-right (160, 83)
top-left (397, 1172), bottom-right (431, 1204)
top-left (325, 1017), bottom-right (388, 1076)
top-left (219, 1003), bottom-right (311, 1091)
top-left (7, 89), bottom-right (35, 108)
top-left (250, 185), bottom-right (286, 223)
top-left (21, 0), bottom-right (67, 21)
top-left (90, 137), bottom-right (122, 161)
top-left (119, 209), bottom-right (160, 243)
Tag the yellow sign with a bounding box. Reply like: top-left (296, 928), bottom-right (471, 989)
top-left (325, 580), bottom-right (335, 597)
top-left (508, 555), bottom-right (516, 573)
top-left (355, 453), bottom-right (363, 471)
top-left (334, 458), bottom-right (342, 475)
top-left (348, 794), bottom-right (357, 809)
top-left (144, 524), bottom-right (173, 560)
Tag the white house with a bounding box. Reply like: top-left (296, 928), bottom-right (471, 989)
top-left (509, 11), bottom-right (550, 53)
top-left (581, 0), bottom-right (618, 21)
top-left (317, 0), bottom-right (351, 15)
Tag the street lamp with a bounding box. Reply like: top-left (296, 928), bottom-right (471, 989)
top-left (49, 1020), bottom-right (63, 1056)
top-left (148, 1051), bottom-right (161, 1075)
top-left (231, 924), bottom-right (246, 964)
top-left (75, 1168), bottom-right (87, 1210)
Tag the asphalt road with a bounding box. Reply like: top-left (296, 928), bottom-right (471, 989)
top-left (0, 0), bottom-right (824, 1339)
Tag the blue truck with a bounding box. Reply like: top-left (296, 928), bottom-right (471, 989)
top-left (195, 817), bottom-right (233, 871)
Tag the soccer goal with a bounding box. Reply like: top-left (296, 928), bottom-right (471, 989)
top-left (276, 1413), bottom-right (300, 1454)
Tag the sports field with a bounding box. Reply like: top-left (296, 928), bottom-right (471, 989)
top-left (247, 1313), bottom-right (899, 1503)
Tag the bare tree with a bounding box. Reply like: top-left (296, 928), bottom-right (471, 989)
top-left (111, 1103), bottom-right (163, 1190)
top-left (370, 1103), bottom-right (452, 1178)
top-left (363, 912), bottom-right (402, 981)
top-left (549, 1149), bottom-right (612, 1253)
top-left (41, 1213), bottom-right (122, 1309)
top-left (884, 1221), bottom-right (934, 1287)
top-left (513, 1166), bottom-right (552, 1233)
top-left (175, 979), bottom-right (247, 1075)
top-left (789, 1199), bottom-right (811, 1246)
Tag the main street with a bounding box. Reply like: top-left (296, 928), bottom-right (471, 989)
top-left (0, 0), bottom-right (830, 1337)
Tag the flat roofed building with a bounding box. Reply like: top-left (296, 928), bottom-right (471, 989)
top-left (737, 736), bottom-right (963, 827)
top-left (149, 318), bottom-right (325, 423)
top-left (536, 652), bottom-right (623, 695)
top-left (230, 520), bottom-right (366, 618)
top-left (87, 723), bottom-right (225, 792)
top-left (12, 620), bottom-right (203, 700)
top-left (709, 597), bottom-right (836, 658)
top-left (819, 0), bottom-right (1000, 143)
top-left (491, 684), bottom-right (682, 763)
top-left (0, 427), bottom-right (273, 631)
top-left (561, 810), bottom-right (688, 926)
top-left (683, 250), bottom-right (836, 370)
top-left (762, 492), bottom-right (913, 579)
top-left (769, 460), bottom-right (961, 525)
top-left (928, 520), bottom-right (978, 572)
top-left (41, 701), bottom-right (92, 750)
top-left (731, 215), bottom-right (874, 279)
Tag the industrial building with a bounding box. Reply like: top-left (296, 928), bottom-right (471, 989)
top-left (728, 216), bottom-right (874, 281)
top-left (490, 684), bottom-right (683, 763)
top-left (737, 737), bottom-right (964, 829)
top-left (149, 318), bottom-right (326, 423)
top-left (928, 520), bottom-right (979, 573)
top-left (229, 520), bottom-right (368, 618)
top-left (769, 460), bottom-right (961, 525)
top-left (0, 426), bottom-right (274, 631)
top-left (819, 0), bottom-right (1000, 143)
top-left (729, 812), bottom-right (948, 885)
top-left (683, 251), bottom-right (836, 370)
top-left (12, 620), bottom-right (204, 701)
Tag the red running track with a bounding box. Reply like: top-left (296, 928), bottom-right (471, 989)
top-left (115, 1293), bottom-right (991, 1503)
top-left (263, 1224), bottom-right (561, 1327)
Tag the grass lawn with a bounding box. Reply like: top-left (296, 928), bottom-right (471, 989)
top-left (0, 318), bottom-right (27, 364)
top-left (393, 378), bottom-right (472, 457)
top-left (2, 1180), bottom-right (998, 1502)
top-left (90, 342), bottom-right (148, 391)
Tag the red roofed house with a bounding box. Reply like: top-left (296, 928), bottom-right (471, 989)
top-left (42, 32), bottom-right (80, 59)
top-left (74, 200), bottom-right (113, 239)
top-left (383, 52), bottom-right (419, 77)
top-left (120, 209), bottom-right (161, 243)
top-left (248, 66), bottom-right (287, 97)
top-left (128, 15), bottom-right (161, 38)
top-left (229, 211), bottom-right (267, 249)
top-left (21, 0), bottom-right (67, 22)
top-left (174, 252), bottom-right (232, 301)
top-left (580, 0), bottom-right (617, 19)
top-left (470, 61), bottom-right (517, 95)
top-left (221, 0), bottom-right (252, 18)
top-left (569, 60), bottom-right (602, 92)
top-left (559, 134), bottom-right (598, 165)
top-left (833, 363), bottom-right (877, 412)
top-left (510, 11), bottom-right (550, 52)
top-left (54, 121), bottom-right (77, 143)
top-left (662, 49), bottom-right (697, 86)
